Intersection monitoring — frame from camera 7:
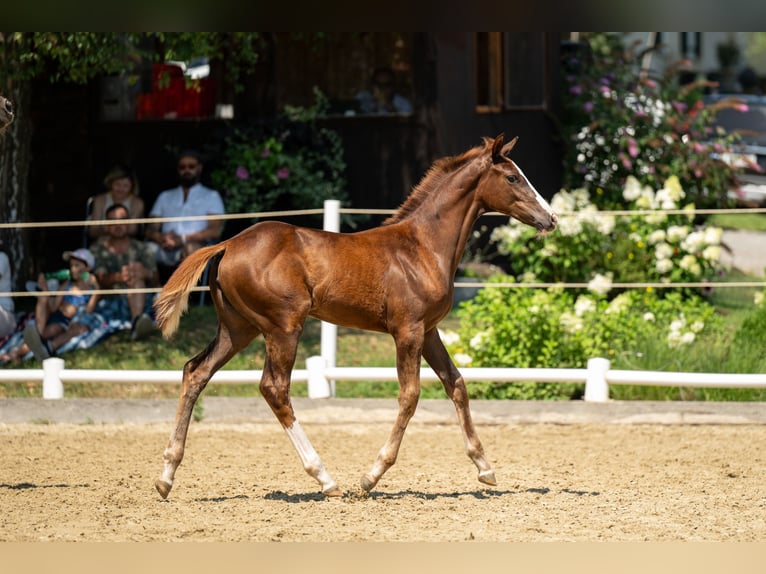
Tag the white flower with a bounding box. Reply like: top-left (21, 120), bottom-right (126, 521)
top-left (690, 321), bottom-right (705, 333)
top-left (656, 259), bottom-right (673, 274)
top-left (469, 332), bottom-right (489, 349)
top-left (635, 188), bottom-right (656, 210)
top-left (556, 215), bottom-right (583, 237)
top-left (655, 188), bottom-right (678, 210)
top-left (622, 176), bottom-right (643, 201)
top-left (454, 353), bottom-right (473, 367)
top-left (680, 332), bottom-right (696, 345)
top-left (681, 231), bottom-right (705, 254)
top-left (679, 254), bottom-right (702, 275)
top-left (574, 295), bottom-right (597, 316)
top-left (560, 312), bottom-right (583, 334)
top-left (666, 225), bottom-right (689, 243)
top-left (594, 213), bottom-right (616, 235)
top-left (540, 243), bottom-right (559, 257)
top-left (702, 245), bottom-right (721, 262)
top-left (439, 329), bottom-right (461, 346)
top-left (703, 226), bottom-right (723, 245)
top-left (606, 293), bottom-right (631, 314)
top-left (647, 230), bottom-right (666, 245)
top-left (645, 212), bottom-right (667, 225)
top-left (587, 273), bottom-right (613, 296)
top-left (643, 312), bottom-right (656, 322)
top-left (755, 291), bottom-right (764, 306)
top-left (654, 242), bottom-right (673, 260)
top-left (550, 189), bottom-right (578, 213)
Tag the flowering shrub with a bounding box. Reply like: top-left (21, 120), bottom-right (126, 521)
top-left (490, 176), bottom-right (726, 291)
top-left (562, 33), bottom-right (750, 208)
top-left (441, 281), bottom-right (719, 400)
top-left (211, 91), bottom-right (347, 215)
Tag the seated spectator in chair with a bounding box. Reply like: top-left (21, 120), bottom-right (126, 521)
top-left (144, 149), bottom-right (224, 278)
top-left (17, 248), bottom-right (101, 362)
top-left (90, 203), bottom-right (158, 341)
top-left (87, 164), bottom-right (145, 243)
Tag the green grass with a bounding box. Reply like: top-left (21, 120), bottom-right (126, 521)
top-left (708, 212), bottom-right (766, 232)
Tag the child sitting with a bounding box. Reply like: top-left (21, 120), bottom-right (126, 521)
top-left (7, 248), bottom-right (101, 362)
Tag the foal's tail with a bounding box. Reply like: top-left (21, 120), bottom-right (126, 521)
top-left (153, 242), bottom-right (226, 339)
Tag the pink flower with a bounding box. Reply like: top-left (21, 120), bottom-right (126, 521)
top-left (260, 148), bottom-right (270, 158)
top-left (672, 101), bottom-right (687, 114)
top-left (235, 166), bottom-right (249, 180)
top-left (583, 101), bottom-right (594, 113)
top-left (733, 103), bottom-right (750, 113)
top-left (627, 137), bottom-right (639, 158)
top-left (276, 167), bottom-right (290, 180)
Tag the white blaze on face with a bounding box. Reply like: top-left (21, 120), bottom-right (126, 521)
top-left (512, 160), bottom-right (555, 216)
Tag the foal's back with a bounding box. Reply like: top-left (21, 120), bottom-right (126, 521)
top-left (215, 220), bottom-right (444, 333)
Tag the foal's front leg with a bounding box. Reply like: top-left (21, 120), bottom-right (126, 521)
top-left (423, 328), bottom-right (496, 486)
top-left (361, 330), bottom-right (423, 492)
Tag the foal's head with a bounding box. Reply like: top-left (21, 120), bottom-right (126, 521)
top-left (478, 134), bottom-right (557, 233)
top-left (0, 97), bottom-right (13, 129)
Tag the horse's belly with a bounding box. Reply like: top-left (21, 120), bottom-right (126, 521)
top-left (310, 302), bottom-right (388, 333)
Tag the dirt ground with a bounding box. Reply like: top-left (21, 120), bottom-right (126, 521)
top-left (1, 419), bottom-right (765, 542)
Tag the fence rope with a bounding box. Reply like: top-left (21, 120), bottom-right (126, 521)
top-left (4, 204), bottom-right (766, 299)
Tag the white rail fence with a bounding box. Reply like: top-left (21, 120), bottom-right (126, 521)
top-left (3, 200), bottom-right (766, 402)
top-left (2, 355), bottom-right (766, 401)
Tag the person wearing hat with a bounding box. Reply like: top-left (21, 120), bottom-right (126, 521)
top-left (19, 248), bottom-right (101, 362)
top-left (144, 149), bottom-right (224, 275)
top-left (87, 165), bottom-right (145, 242)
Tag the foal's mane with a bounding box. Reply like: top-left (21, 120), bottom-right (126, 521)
top-left (382, 139), bottom-right (491, 225)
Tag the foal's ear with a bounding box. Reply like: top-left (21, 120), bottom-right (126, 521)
top-left (490, 134), bottom-right (505, 163)
top-left (500, 136), bottom-right (519, 157)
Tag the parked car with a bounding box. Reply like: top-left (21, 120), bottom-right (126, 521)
top-left (704, 93), bottom-right (766, 206)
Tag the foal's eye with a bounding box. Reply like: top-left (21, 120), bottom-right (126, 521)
top-left (505, 174), bottom-right (519, 184)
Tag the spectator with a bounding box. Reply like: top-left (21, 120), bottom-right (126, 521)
top-left (90, 203), bottom-right (158, 340)
top-left (144, 149), bottom-right (224, 274)
top-left (0, 240), bottom-right (16, 339)
top-left (355, 67), bottom-right (413, 115)
top-left (18, 248), bottom-right (101, 362)
top-left (87, 165), bottom-right (145, 242)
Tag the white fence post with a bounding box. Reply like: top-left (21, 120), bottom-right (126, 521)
top-left (584, 357), bottom-right (610, 402)
top-left (306, 355), bottom-right (331, 398)
top-left (42, 357), bottom-right (65, 399)
top-left (321, 199), bottom-right (340, 397)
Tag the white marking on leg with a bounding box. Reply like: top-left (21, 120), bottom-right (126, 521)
top-left (285, 420), bottom-right (338, 493)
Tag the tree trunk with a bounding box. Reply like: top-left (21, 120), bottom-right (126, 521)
top-left (0, 80), bottom-right (33, 290)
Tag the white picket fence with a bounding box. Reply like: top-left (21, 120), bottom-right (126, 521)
top-left (1, 355), bottom-right (766, 401)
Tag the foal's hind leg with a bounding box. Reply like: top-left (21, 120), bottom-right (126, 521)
top-left (156, 319), bottom-right (256, 499)
top-left (261, 328), bottom-right (341, 497)
top-left (422, 328), bottom-right (496, 486)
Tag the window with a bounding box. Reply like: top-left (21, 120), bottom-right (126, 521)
top-left (476, 32), bottom-right (548, 112)
top-left (681, 32), bottom-right (702, 60)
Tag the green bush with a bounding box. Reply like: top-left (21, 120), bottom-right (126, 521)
top-left (211, 89), bottom-right (348, 216)
top-left (441, 281), bottom-right (720, 400)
